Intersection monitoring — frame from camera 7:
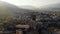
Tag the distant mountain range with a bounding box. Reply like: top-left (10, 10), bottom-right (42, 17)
top-left (19, 6), bottom-right (38, 10)
top-left (40, 3), bottom-right (60, 11)
top-left (20, 3), bottom-right (60, 11)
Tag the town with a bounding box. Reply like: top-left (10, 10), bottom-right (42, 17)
top-left (0, 12), bottom-right (60, 34)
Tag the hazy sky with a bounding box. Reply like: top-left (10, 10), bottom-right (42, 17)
top-left (1, 0), bottom-right (60, 7)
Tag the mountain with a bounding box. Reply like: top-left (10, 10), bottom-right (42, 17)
top-left (40, 3), bottom-right (60, 11)
top-left (0, 1), bottom-right (39, 19)
top-left (19, 6), bottom-right (38, 10)
top-left (0, 1), bottom-right (36, 16)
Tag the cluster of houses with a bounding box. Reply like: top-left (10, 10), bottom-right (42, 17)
top-left (0, 12), bottom-right (60, 34)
